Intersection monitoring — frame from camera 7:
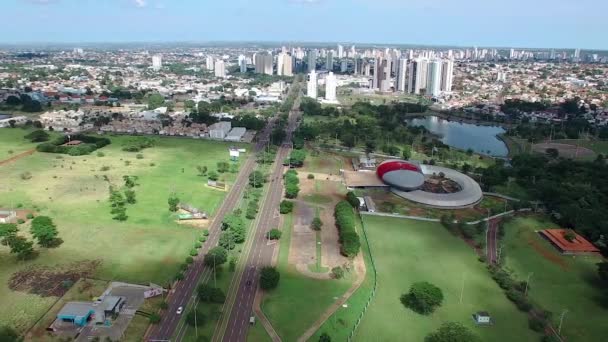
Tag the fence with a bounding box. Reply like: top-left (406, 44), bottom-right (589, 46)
top-left (346, 214), bottom-right (378, 342)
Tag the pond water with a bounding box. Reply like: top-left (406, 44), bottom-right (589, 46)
top-left (406, 116), bottom-right (508, 157)
top-left (0, 114), bottom-right (11, 120)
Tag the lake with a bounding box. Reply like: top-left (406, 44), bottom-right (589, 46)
top-left (406, 116), bottom-right (508, 157)
top-left (0, 114), bottom-right (11, 120)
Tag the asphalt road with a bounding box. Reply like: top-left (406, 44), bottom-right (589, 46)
top-left (486, 218), bottom-right (498, 264)
top-left (147, 114), bottom-right (278, 342)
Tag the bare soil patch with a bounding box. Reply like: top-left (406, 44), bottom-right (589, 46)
top-left (0, 149), bottom-right (35, 166)
top-left (9, 260), bottom-right (101, 297)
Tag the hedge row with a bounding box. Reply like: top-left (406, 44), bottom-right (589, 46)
top-left (37, 134), bottom-right (111, 156)
top-left (334, 201), bottom-right (360, 258)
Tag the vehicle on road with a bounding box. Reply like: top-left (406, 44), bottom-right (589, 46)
top-left (176, 306), bottom-right (183, 315)
top-left (249, 316), bottom-right (256, 325)
top-left (246, 280), bottom-right (252, 286)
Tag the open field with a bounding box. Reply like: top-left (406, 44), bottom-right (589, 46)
top-left (0, 131), bottom-right (248, 333)
top-left (0, 128), bottom-right (51, 159)
top-left (501, 215), bottom-right (607, 342)
top-left (355, 215), bottom-right (539, 341)
top-left (337, 89), bottom-right (426, 107)
top-left (261, 212), bottom-right (354, 341)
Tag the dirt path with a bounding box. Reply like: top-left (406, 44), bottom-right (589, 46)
top-left (486, 218), bottom-right (498, 264)
top-left (0, 148), bottom-right (35, 166)
top-left (297, 251), bottom-right (367, 342)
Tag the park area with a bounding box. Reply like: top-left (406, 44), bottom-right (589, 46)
top-left (353, 215), bottom-right (538, 341)
top-left (0, 128), bottom-right (248, 335)
top-left (501, 215), bottom-right (607, 342)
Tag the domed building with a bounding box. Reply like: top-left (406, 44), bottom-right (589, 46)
top-left (376, 160), bottom-right (425, 191)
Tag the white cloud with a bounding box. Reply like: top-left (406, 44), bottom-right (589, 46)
top-left (134, 0), bottom-right (147, 8)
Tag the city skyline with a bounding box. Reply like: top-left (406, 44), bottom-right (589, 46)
top-left (2, 0), bottom-right (607, 50)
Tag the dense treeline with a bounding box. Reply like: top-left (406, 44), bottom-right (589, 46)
top-left (37, 134), bottom-right (111, 155)
top-left (334, 201), bottom-right (361, 258)
top-left (482, 154), bottom-right (608, 251)
top-left (297, 99), bottom-right (429, 150)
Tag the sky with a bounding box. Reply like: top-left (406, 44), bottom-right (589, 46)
top-left (1, 0), bottom-right (606, 49)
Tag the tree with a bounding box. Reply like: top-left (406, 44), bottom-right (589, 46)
top-left (319, 332), bottom-right (331, 342)
top-left (197, 165), bottom-right (208, 176)
top-left (217, 161), bottom-right (230, 173)
top-left (186, 308), bottom-right (206, 327)
top-left (30, 216), bottom-right (61, 248)
top-left (425, 322), bottom-right (479, 342)
top-left (249, 170), bottom-right (266, 188)
top-left (279, 200), bottom-right (294, 214)
top-left (285, 183), bottom-right (300, 199)
top-left (0, 325), bottom-right (19, 341)
top-left (402, 146), bottom-right (412, 160)
top-left (6, 235), bottom-right (36, 260)
top-left (24, 130), bottom-right (49, 142)
top-left (204, 247), bottom-right (228, 267)
top-left (168, 196), bottom-right (180, 212)
top-left (563, 229), bottom-right (576, 242)
top-left (267, 229), bottom-right (282, 240)
top-left (208, 171), bottom-right (219, 182)
top-left (331, 266), bottom-right (344, 279)
top-left (346, 191), bottom-right (360, 208)
top-left (124, 189), bottom-right (136, 204)
top-left (149, 313), bottom-right (161, 324)
top-left (260, 266), bottom-right (280, 290)
top-left (0, 223), bottom-right (18, 244)
top-left (288, 149), bottom-right (307, 167)
top-left (401, 282), bottom-right (444, 315)
top-left (147, 93), bottom-right (165, 110)
top-left (197, 284), bottom-right (226, 303)
top-left (311, 217), bottom-right (323, 231)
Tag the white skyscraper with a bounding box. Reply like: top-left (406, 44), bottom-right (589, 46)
top-left (325, 72), bottom-right (337, 102)
top-left (214, 60), bottom-right (226, 78)
top-left (206, 56), bottom-right (214, 70)
top-left (396, 58), bottom-right (408, 92)
top-left (440, 59), bottom-right (454, 92)
top-left (337, 44), bottom-right (344, 58)
top-left (238, 55), bottom-right (247, 73)
top-left (277, 53), bottom-right (293, 76)
top-left (308, 49), bottom-right (317, 72)
top-left (426, 59), bottom-right (442, 97)
top-left (152, 55), bottom-right (162, 71)
top-left (277, 53), bottom-right (284, 76)
top-left (408, 59), bottom-right (428, 94)
top-left (254, 52), bottom-right (273, 75)
top-left (326, 51), bottom-right (334, 70)
top-left (374, 57), bottom-right (391, 92)
top-left (307, 70), bottom-right (318, 99)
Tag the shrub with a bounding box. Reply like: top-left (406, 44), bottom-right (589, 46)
top-left (175, 273), bottom-right (184, 281)
top-left (311, 217), bottom-right (323, 231)
top-left (528, 316), bottom-right (547, 332)
top-left (198, 236), bottom-right (207, 242)
top-left (334, 201), bottom-right (360, 257)
top-left (149, 313), bottom-right (161, 324)
top-left (97, 151), bottom-right (105, 157)
top-left (136, 153), bottom-right (144, 159)
top-left (331, 266), bottom-right (344, 279)
top-left (194, 242), bottom-right (202, 248)
top-left (203, 229), bottom-right (210, 236)
top-left (267, 229), bottom-right (282, 240)
top-left (17, 219), bottom-right (25, 224)
top-left (100, 166), bottom-right (110, 172)
top-left (190, 249), bottom-right (198, 256)
top-left (185, 256), bottom-right (194, 264)
top-left (346, 191), bottom-right (360, 208)
top-left (279, 200), bottom-right (294, 214)
top-left (26, 213), bottom-right (34, 219)
top-left (159, 301), bottom-right (169, 310)
top-left (20, 172), bottom-right (32, 180)
top-left (307, 174), bottom-right (315, 179)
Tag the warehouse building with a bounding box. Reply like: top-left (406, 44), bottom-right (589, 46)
top-left (209, 121), bottom-right (232, 139)
top-left (224, 127), bottom-right (247, 142)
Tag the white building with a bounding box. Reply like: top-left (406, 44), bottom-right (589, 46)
top-left (396, 58), bottom-right (408, 92)
top-left (225, 127), bottom-right (247, 142)
top-left (337, 44), bottom-right (344, 58)
top-left (426, 59), bottom-right (442, 97)
top-left (214, 60), bottom-right (226, 78)
top-left (325, 72), bottom-right (337, 102)
top-left (440, 59), bottom-right (454, 92)
top-left (238, 55), bottom-right (247, 73)
top-left (254, 52), bottom-right (273, 75)
top-left (307, 70), bottom-right (318, 99)
top-left (152, 55), bottom-right (162, 71)
top-left (408, 59), bottom-right (428, 94)
top-left (276, 53), bottom-right (293, 76)
top-left (209, 121), bottom-right (232, 139)
top-left (206, 56), bottom-right (214, 71)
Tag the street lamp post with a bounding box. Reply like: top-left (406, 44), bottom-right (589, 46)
top-left (558, 309), bottom-right (568, 336)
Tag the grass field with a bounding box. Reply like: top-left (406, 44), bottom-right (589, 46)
top-left (0, 131), bottom-right (248, 333)
top-left (501, 216), bottom-right (607, 342)
top-left (261, 212), bottom-right (354, 341)
top-left (354, 215), bottom-right (539, 342)
top-left (0, 128), bottom-right (52, 158)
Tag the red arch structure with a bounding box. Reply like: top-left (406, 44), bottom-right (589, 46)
top-left (376, 160), bottom-right (421, 178)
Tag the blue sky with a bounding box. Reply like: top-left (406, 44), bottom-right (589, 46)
top-left (2, 0), bottom-right (606, 49)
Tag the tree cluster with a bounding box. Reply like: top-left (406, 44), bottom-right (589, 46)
top-left (400, 281), bottom-right (444, 315)
top-left (334, 201), bottom-right (361, 258)
top-left (259, 266), bottom-right (280, 290)
top-left (284, 170), bottom-right (300, 199)
top-left (0, 223), bottom-right (37, 260)
top-left (121, 137), bottom-right (155, 152)
top-left (279, 200), bottom-right (294, 214)
top-left (30, 216), bottom-right (62, 248)
top-left (219, 212), bottom-right (246, 250)
top-left (37, 135), bottom-right (111, 156)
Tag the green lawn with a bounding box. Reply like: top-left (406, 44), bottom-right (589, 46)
top-left (354, 215), bottom-right (539, 342)
top-left (246, 313), bottom-right (272, 342)
top-left (501, 216), bottom-right (607, 342)
top-left (0, 127), bottom-right (50, 158)
top-left (261, 212), bottom-right (353, 341)
top-left (0, 132), bottom-right (248, 333)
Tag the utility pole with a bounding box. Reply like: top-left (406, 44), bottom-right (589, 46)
top-left (558, 309), bottom-right (568, 335)
top-left (459, 272), bottom-right (466, 304)
top-left (214, 254), bottom-right (217, 287)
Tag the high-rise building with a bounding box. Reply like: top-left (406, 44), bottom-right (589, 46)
top-left (206, 56), bottom-right (214, 70)
top-left (509, 48), bottom-right (515, 60)
top-left (152, 54), bottom-right (162, 71)
top-left (440, 59), bottom-right (454, 92)
top-left (396, 58), bottom-right (408, 92)
top-left (307, 70), bottom-right (318, 99)
top-left (340, 60), bottom-right (347, 73)
top-left (374, 57), bottom-right (391, 92)
top-left (426, 59), bottom-right (442, 97)
top-left (326, 51), bottom-right (334, 71)
top-left (307, 49), bottom-right (317, 72)
top-left (325, 72), bottom-right (337, 102)
top-left (277, 53), bottom-right (293, 76)
top-left (255, 52), bottom-right (273, 75)
top-left (408, 59), bottom-right (428, 94)
top-left (238, 55), bottom-right (247, 73)
top-left (337, 44), bottom-right (344, 58)
top-left (214, 60), bottom-right (226, 78)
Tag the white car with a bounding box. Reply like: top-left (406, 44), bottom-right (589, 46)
top-left (176, 306), bottom-right (183, 315)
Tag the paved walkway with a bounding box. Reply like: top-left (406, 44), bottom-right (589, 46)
top-left (253, 290), bottom-right (282, 342)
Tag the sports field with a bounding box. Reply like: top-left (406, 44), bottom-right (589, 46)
top-left (354, 215), bottom-right (538, 341)
top-left (501, 216), bottom-right (607, 342)
top-left (0, 130), bottom-right (247, 333)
